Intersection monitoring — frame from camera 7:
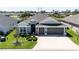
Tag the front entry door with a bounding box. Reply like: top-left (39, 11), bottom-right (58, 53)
top-left (31, 24), bottom-right (36, 34)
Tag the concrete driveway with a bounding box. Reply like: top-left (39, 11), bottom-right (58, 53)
top-left (33, 36), bottom-right (79, 50)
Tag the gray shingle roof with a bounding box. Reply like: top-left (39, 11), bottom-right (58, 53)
top-left (63, 14), bottom-right (79, 25)
top-left (40, 17), bottom-right (61, 25)
top-left (0, 14), bottom-right (17, 29)
top-left (36, 24), bottom-right (67, 28)
top-left (27, 13), bottom-right (48, 22)
top-left (18, 13), bottom-right (61, 26)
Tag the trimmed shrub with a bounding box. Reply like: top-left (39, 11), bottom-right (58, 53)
top-left (32, 36), bottom-right (38, 41)
top-left (33, 37), bottom-right (37, 41)
top-left (26, 35), bottom-right (31, 40)
top-left (28, 37), bottom-right (32, 41)
top-left (20, 34), bottom-right (26, 37)
top-left (26, 35), bottom-right (38, 41)
top-left (0, 31), bottom-right (4, 35)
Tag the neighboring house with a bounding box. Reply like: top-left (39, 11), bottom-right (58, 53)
top-left (62, 14), bottom-right (79, 28)
top-left (17, 13), bottom-right (67, 36)
top-left (0, 14), bottom-right (17, 34)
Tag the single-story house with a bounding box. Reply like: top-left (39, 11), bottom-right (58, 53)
top-left (61, 14), bottom-right (79, 28)
top-left (16, 13), bottom-right (67, 36)
top-left (0, 14), bottom-right (17, 34)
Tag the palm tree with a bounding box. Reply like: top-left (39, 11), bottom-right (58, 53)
top-left (13, 33), bottom-right (21, 46)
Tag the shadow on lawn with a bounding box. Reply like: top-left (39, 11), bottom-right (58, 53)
top-left (66, 32), bottom-right (73, 37)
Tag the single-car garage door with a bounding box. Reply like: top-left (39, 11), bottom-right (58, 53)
top-left (47, 28), bottom-right (64, 35)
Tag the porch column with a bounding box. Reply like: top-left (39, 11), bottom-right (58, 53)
top-left (64, 27), bottom-right (66, 35)
top-left (37, 27), bottom-right (39, 35)
top-left (44, 27), bottom-right (47, 35)
top-left (26, 26), bottom-right (27, 34)
top-left (18, 27), bottom-right (20, 34)
top-left (16, 27), bottom-right (20, 34)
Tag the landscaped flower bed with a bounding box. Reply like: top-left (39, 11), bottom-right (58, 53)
top-left (26, 35), bottom-right (38, 41)
top-left (66, 28), bottom-right (79, 45)
top-left (0, 30), bottom-right (37, 49)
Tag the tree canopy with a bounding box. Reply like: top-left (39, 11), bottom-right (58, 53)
top-left (20, 11), bottom-right (33, 18)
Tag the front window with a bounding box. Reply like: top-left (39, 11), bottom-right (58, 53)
top-left (20, 27), bottom-right (26, 34)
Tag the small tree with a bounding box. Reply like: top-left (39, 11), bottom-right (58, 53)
top-left (13, 34), bottom-right (21, 46)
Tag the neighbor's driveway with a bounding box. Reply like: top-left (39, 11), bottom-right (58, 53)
top-left (33, 36), bottom-right (79, 50)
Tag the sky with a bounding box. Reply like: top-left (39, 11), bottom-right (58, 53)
top-left (0, 0), bottom-right (79, 11)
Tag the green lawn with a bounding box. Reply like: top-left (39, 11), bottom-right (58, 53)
top-left (51, 16), bottom-right (64, 20)
top-left (0, 30), bottom-right (37, 49)
top-left (66, 28), bottom-right (79, 45)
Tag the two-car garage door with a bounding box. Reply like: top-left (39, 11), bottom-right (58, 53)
top-left (47, 28), bottom-right (64, 35)
top-left (38, 27), bottom-right (64, 35)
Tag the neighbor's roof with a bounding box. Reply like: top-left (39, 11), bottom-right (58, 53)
top-left (62, 14), bottom-right (79, 25)
top-left (0, 14), bottom-right (17, 28)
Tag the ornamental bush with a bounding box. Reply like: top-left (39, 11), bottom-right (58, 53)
top-left (26, 35), bottom-right (38, 41)
top-left (32, 36), bottom-right (38, 41)
top-left (28, 37), bottom-right (32, 41)
top-left (0, 31), bottom-right (4, 35)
